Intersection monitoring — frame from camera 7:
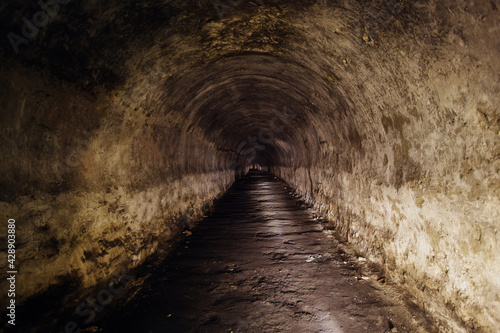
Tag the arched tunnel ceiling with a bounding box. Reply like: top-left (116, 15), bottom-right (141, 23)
top-left (0, 0), bottom-right (437, 169)
top-left (1, 0), bottom-right (498, 179)
top-left (161, 54), bottom-right (335, 165)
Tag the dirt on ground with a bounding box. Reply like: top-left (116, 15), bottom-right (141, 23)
top-left (81, 171), bottom-right (438, 333)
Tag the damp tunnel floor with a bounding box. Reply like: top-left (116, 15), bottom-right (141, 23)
top-left (50, 171), bottom-right (440, 333)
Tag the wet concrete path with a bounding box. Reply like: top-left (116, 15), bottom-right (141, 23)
top-left (94, 171), bottom-right (434, 333)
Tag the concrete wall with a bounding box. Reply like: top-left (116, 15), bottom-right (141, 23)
top-left (273, 3), bottom-right (500, 331)
top-left (0, 62), bottom-right (236, 304)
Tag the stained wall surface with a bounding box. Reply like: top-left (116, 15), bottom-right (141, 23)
top-left (0, 0), bottom-right (498, 331)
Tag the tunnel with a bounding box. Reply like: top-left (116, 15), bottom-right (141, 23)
top-left (0, 0), bottom-right (499, 332)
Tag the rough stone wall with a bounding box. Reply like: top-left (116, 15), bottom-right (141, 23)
top-left (274, 2), bottom-right (500, 332)
top-left (0, 62), bottom-right (236, 304)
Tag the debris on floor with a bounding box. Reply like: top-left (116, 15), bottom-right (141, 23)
top-left (305, 253), bottom-right (332, 262)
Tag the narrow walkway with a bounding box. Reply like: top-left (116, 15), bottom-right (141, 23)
top-left (96, 171), bottom-right (433, 333)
